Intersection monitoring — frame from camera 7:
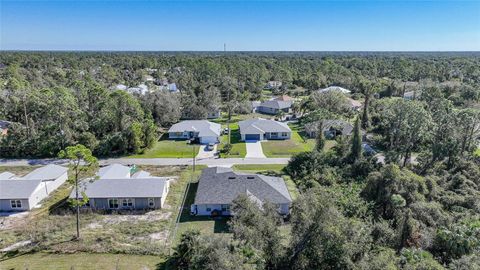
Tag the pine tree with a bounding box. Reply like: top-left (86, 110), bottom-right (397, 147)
top-left (351, 117), bottom-right (362, 161)
top-left (316, 121), bottom-right (325, 152)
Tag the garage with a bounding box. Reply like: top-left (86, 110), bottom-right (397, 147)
top-left (245, 134), bottom-right (261, 141)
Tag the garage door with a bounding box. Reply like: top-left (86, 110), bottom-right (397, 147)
top-left (245, 134), bottom-right (260, 141)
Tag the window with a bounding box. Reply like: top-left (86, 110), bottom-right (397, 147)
top-left (148, 198), bottom-right (155, 208)
top-left (10, 200), bottom-right (22, 208)
top-left (108, 199), bottom-right (119, 209)
top-left (271, 132), bottom-right (278, 136)
top-left (206, 207), bottom-right (211, 212)
top-left (282, 132), bottom-right (288, 137)
top-left (221, 205), bottom-right (230, 212)
top-left (122, 198), bottom-right (133, 208)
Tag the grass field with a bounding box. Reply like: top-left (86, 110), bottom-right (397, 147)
top-left (261, 122), bottom-right (336, 157)
top-left (218, 122), bottom-right (246, 158)
top-left (0, 252), bottom-right (165, 270)
top-left (128, 139), bottom-right (196, 158)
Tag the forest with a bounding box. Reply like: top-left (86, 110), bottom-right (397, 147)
top-left (0, 52), bottom-right (479, 269)
top-left (0, 52), bottom-right (479, 157)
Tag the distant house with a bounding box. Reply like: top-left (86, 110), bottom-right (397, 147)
top-left (144, 75), bottom-right (155, 82)
top-left (256, 100), bottom-right (293, 115)
top-left (265, 81), bottom-right (282, 89)
top-left (168, 120), bottom-right (221, 144)
top-left (0, 164), bottom-right (68, 211)
top-left (190, 167), bottom-right (292, 216)
top-left (114, 84), bottom-right (127, 91)
top-left (274, 95), bottom-right (295, 102)
top-left (403, 90), bottom-right (422, 100)
top-left (239, 118), bottom-right (291, 141)
top-left (305, 120), bottom-right (355, 139)
top-left (0, 120), bottom-right (11, 136)
top-left (251, 101), bottom-right (261, 113)
top-left (70, 164), bottom-right (171, 210)
top-left (207, 109), bottom-right (221, 119)
top-left (318, 86), bottom-right (351, 94)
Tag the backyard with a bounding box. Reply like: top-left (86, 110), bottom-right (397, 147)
top-left (0, 165), bottom-right (200, 265)
top-left (261, 122), bottom-right (336, 157)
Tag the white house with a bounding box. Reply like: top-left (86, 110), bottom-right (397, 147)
top-left (318, 86), bottom-right (351, 94)
top-left (191, 167), bottom-right (292, 216)
top-left (168, 120), bottom-right (221, 144)
top-left (70, 164), bottom-right (171, 210)
top-left (238, 118), bottom-right (291, 141)
top-left (0, 164), bottom-right (68, 211)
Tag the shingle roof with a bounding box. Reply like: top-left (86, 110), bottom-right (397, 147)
top-left (194, 167), bottom-right (292, 205)
top-left (239, 118), bottom-right (291, 134)
top-left (0, 172), bottom-right (16, 180)
top-left (23, 164), bottom-right (68, 180)
top-left (305, 120), bottom-right (354, 135)
top-left (98, 164), bottom-right (131, 179)
top-left (0, 179), bottom-right (43, 199)
top-left (259, 100), bottom-right (292, 110)
top-left (318, 86), bottom-right (351, 94)
top-left (69, 177), bottom-right (169, 198)
top-left (168, 120), bottom-right (221, 137)
top-left (0, 120), bottom-right (11, 130)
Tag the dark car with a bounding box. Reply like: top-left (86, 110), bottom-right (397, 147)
top-left (206, 143), bottom-right (215, 151)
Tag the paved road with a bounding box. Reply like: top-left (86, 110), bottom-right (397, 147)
top-left (0, 157), bottom-right (290, 167)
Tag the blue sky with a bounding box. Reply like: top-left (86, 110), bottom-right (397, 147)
top-left (1, 0), bottom-right (479, 51)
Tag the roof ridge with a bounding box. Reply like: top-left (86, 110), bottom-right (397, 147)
top-left (257, 175), bottom-right (292, 202)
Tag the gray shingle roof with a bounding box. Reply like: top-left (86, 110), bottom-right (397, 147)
top-left (318, 86), bottom-right (351, 94)
top-left (305, 120), bottom-right (354, 135)
top-left (23, 164), bottom-right (68, 180)
top-left (168, 120), bottom-right (221, 137)
top-left (194, 167), bottom-right (292, 205)
top-left (239, 118), bottom-right (291, 134)
top-left (98, 164), bottom-right (131, 179)
top-left (259, 100), bottom-right (292, 110)
top-left (0, 179), bottom-right (43, 199)
top-left (69, 177), bottom-right (169, 198)
top-left (0, 172), bottom-right (16, 180)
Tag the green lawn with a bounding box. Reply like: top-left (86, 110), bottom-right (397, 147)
top-left (261, 122), bottom-right (336, 157)
top-left (218, 122), bottom-right (246, 158)
top-left (128, 139), bottom-right (196, 158)
top-left (0, 252), bottom-right (165, 270)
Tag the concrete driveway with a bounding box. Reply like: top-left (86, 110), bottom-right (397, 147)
top-left (196, 144), bottom-right (218, 159)
top-left (245, 141), bottom-right (266, 158)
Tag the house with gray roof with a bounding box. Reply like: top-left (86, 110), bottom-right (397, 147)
top-left (168, 120), bottom-right (221, 144)
top-left (318, 86), bottom-right (351, 94)
top-left (239, 118), bottom-right (291, 141)
top-left (305, 119), bottom-right (363, 139)
top-left (70, 164), bottom-right (171, 210)
top-left (256, 100), bottom-right (292, 115)
top-left (0, 164), bottom-right (68, 211)
top-left (191, 167), bottom-right (292, 216)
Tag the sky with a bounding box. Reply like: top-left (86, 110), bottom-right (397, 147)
top-left (1, 0), bottom-right (479, 51)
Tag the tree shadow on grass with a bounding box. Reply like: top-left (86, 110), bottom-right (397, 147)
top-left (178, 182), bottom-right (230, 234)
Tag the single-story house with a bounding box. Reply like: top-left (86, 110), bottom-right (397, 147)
top-left (190, 167), bottom-right (292, 216)
top-left (305, 120), bottom-right (355, 139)
top-left (265, 81), bottom-right (282, 89)
top-left (97, 163), bottom-right (133, 179)
top-left (70, 164), bottom-right (171, 210)
top-left (207, 109), bottom-right (221, 119)
top-left (0, 120), bottom-right (11, 136)
top-left (256, 100), bottom-right (293, 115)
top-left (318, 86), bottom-right (351, 94)
top-left (251, 101), bottom-right (261, 113)
top-left (0, 164), bottom-right (68, 211)
top-left (403, 90), bottom-right (422, 100)
top-left (168, 120), bottom-right (221, 144)
top-left (238, 118), bottom-right (291, 141)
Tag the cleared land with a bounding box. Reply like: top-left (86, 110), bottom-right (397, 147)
top-left (128, 138), bottom-right (196, 158)
top-left (0, 165), bottom-right (199, 263)
top-left (0, 252), bottom-right (164, 270)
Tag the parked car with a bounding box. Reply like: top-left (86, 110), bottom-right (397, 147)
top-left (223, 128), bottom-right (229, 135)
top-left (206, 143), bottom-right (215, 151)
top-left (362, 143), bottom-right (377, 156)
